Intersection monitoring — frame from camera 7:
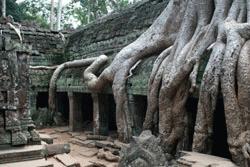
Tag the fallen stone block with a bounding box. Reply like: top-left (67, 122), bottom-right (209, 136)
top-left (54, 153), bottom-right (80, 167)
top-left (69, 139), bottom-right (95, 148)
top-left (40, 134), bottom-right (53, 144)
top-left (113, 140), bottom-right (129, 149)
top-left (177, 151), bottom-right (238, 167)
top-left (68, 132), bottom-right (81, 137)
top-left (44, 143), bottom-right (70, 156)
top-left (97, 149), bottom-right (120, 162)
top-left (88, 161), bottom-right (106, 167)
top-left (86, 135), bottom-right (108, 141)
top-left (95, 141), bottom-right (115, 149)
top-left (78, 148), bottom-right (98, 157)
top-left (55, 127), bottom-right (69, 133)
top-left (75, 135), bottom-right (87, 141)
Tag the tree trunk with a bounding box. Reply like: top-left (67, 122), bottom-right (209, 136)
top-left (56, 0), bottom-right (63, 31)
top-left (82, 0), bottom-right (250, 165)
top-left (50, 0), bottom-right (55, 30)
top-left (1, 0), bottom-right (6, 18)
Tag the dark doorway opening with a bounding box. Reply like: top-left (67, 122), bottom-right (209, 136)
top-left (212, 98), bottom-right (231, 159)
top-left (36, 92), bottom-right (48, 109)
top-left (57, 92), bottom-right (69, 124)
top-left (107, 95), bottom-right (117, 132)
top-left (81, 93), bottom-right (93, 131)
top-left (186, 97), bottom-right (198, 151)
top-left (131, 95), bottom-right (147, 136)
top-left (186, 97), bottom-right (231, 159)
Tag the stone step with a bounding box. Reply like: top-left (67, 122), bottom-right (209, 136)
top-left (0, 159), bottom-right (53, 167)
top-left (0, 145), bottom-right (45, 164)
top-left (177, 151), bottom-right (237, 167)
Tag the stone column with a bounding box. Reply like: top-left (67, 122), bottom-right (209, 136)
top-left (68, 92), bottom-right (83, 131)
top-left (29, 91), bottom-right (38, 116)
top-left (92, 93), bottom-right (109, 136)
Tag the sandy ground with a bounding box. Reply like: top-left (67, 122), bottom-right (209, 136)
top-left (38, 127), bottom-right (119, 167)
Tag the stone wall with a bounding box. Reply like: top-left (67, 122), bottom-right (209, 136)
top-left (0, 24), bottom-right (67, 91)
top-left (61, 0), bottom-right (169, 95)
top-left (0, 23), bottom-right (69, 127)
top-left (0, 24), bottom-right (43, 146)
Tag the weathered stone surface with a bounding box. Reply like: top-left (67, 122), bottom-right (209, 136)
top-left (0, 36), bottom-right (40, 146)
top-left (177, 152), bottom-right (238, 167)
top-left (0, 145), bottom-right (45, 164)
top-left (113, 140), bottom-right (129, 150)
top-left (55, 127), bottom-right (70, 133)
top-left (75, 135), bottom-right (87, 141)
top-left (68, 132), bottom-right (81, 137)
top-left (119, 130), bottom-right (166, 167)
top-left (69, 139), bottom-right (95, 148)
top-left (97, 148), bottom-right (120, 162)
top-left (44, 143), bottom-right (70, 156)
top-left (95, 141), bottom-right (115, 149)
top-left (40, 134), bottom-right (54, 144)
top-left (54, 154), bottom-right (80, 167)
top-left (78, 148), bottom-right (98, 158)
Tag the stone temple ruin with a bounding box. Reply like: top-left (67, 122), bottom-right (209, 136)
top-left (0, 0), bottom-right (249, 167)
top-left (0, 24), bottom-right (40, 147)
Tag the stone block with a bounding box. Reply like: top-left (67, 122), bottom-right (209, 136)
top-left (177, 152), bottom-right (237, 167)
top-left (54, 153), bottom-right (80, 167)
top-left (69, 139), bottom-right (95, 148)
top-left (40, 134), bottom-right (53, 144)
top-left (44, 143), bottom-right (70, 156)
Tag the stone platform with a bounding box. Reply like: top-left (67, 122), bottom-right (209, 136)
top-left (0, 145), bottom-right (45, 164)
top-left (0, 159), bottom-right (53, 167)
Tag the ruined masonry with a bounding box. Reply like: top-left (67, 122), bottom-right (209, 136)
top-left (0, 0), bottom-right (244, 166)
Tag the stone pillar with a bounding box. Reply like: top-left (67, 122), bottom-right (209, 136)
top-left (29, 91), bottom-right (38, 116)
top-left (68, 92), bottom-right (83, 131)
top-left (92, 93), bottom-right (109, 136)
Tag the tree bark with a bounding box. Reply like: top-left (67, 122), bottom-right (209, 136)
top-left (82, 0), bottom-right (250, 165)
top-left (1, 0), bottom-right (6, 18)
top-left (50, 0), bottom-right (55, 30)
top-left (49, 57), bottom-right (98, 121)
top-left (56, 0), bottom-right (63, 31)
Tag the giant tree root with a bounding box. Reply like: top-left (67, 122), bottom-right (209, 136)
top-left (83, 0), bottom-right (250, 166)
top-left (48, 57), bottom-right (100, 123)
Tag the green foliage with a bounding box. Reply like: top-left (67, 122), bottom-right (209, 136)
top-left (1, 0), bottom-right (24, 22)
top-left (2, 0), bottom-right (139, 29)
top-left (70, 0), bottom-right (132, 26)
top-left (19, 0), bottom-right (50, 28)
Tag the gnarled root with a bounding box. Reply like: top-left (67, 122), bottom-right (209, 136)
top-left (83, 0), bottom-right (250, 165)
top-left (193, 42), bottom-right (225, 153)
top-left (49, 57), bottom-right (98, 123)
top-left (84, 0), bottom-right (187, 142)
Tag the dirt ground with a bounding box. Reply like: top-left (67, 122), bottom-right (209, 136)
top-left (38, 126), bottom-right (119, 167)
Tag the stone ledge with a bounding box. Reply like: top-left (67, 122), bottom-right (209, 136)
top-left (0, 145), bottom-right (44, 164)
top-left (177, 151), bottom-right (238, 167)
